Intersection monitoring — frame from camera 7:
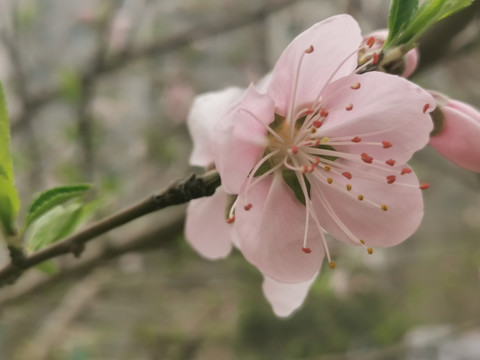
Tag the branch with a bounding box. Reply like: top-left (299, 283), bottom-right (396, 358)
top-left (10, 0), bottom-right (298, 132)
top-left (0, 171), bottom-right (221, 286)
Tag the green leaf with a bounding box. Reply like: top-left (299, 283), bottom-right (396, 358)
top-left (24, 184), bottom-right (91, 229)
top-left (27, 202), bottom-right (90, 252)
top-left (386, 0), bottom-right (418, 46)
top-left (282, 170), bottom-right (310, 206)
top-left (36, 260), bottom-right (58, 275)
top-left (0, 83), bottom-right (20, 236)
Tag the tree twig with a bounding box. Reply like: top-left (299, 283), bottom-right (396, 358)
top-left (0, 171), bottom-right (221, 286)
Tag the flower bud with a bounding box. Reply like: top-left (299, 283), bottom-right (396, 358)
top-left (360, 30), bottom-right (418, 78)
top-left (429, 92), bottom-right (480, 172)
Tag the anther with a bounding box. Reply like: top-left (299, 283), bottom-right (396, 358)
top-left (367, 247), bottom-right (373, 254)
top-left (305, 45), bottom-right (314, 54)
top-left (420, 182), bottom-right (430, 190)
top-left (301, 165), bottom-right (309, 174)
top-left (329, 261), bottom-right (336, 269)
top-left (346, 184), bottom-right (352, 191)
top-left (346, 103), bottom-right (353, 111)
top-left (357, 194), bottom-right (364, 201)
top-left (366, 36), bottom-right (375, 48)
top-left (226, 216), bottom-right (235, 224)
top-left (381, 204), bottom-right (388, 211)
top-left (386, 175), bottom-right (396, 184)
top-left (327, 177), bottom-right (333, 184)
top-left (350, 82), bottom-right (361, 90)
top-left (313, 120), bottom-right (323, 128)
top-left (360, 239), bottom-right (365, 245)
top-left (351, 136), bottom-right (362, 143)
top-left (320, 109), bottom-right (329, 117)
top-left (310, 128), bottom-right (317, 134)
top-left (291, 145), bottom-right (298, 154)
top-left (361, 153), bottom-right (373, 164)
top-left (244, 204), bottom-right (252, 211)
top-left (401, 167), bottom-right (412, 175)
top-left (313, 156), bottom-right (321, 165)
top-left (302, 247), bottom-right (312, 254)
top-left (385, 159), bottom-right (396, 166)
top-left (324, 165), bottom-right (331, 172)
top-left (382, 141), bottom-right (393, 149)
top-left (423, 104), bottom-right (430, 113)
top-left (321, 136), bottom-right (329, 143)
top-left (371, 52), bottom-right (379, 64)
top-left (342, 171), bottom-right (352, 180)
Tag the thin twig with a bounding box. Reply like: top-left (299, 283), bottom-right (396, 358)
top-left (0, 171), bottom-right (221, 286)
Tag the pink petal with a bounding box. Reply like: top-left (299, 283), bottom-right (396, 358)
top-left (268, 14), bottom-right (361, 115)
top-left (234, 174), bottom-right (324, 283)
top-left (310, 168), bottom-right (423, 248)
top-left (188, 87), bottom-right (244, 167)
top-left (262, 273), bottom-right (318, 317)
top-left (320, 72), bottom-right (434, 164)
top-left (185, 187), bottom-right (233, 259)
top-left (429, 100), bottom-right (480, 172)
top-left (213, 85), bottom-right (275, 194)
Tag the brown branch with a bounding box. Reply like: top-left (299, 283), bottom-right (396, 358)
top-left (0, 171), bottom-right (221, 286)
top-left (10, 0), bottom-right (298, 133)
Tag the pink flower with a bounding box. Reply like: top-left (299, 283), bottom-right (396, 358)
top-left (359, 30), bottom-right (419, 78)
top-left (186, 15), bottom-right (434, 316)
top-left (429, 92), bottom-right (480, 172)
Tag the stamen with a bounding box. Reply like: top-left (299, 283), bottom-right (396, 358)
top-left (361, 153), bottom-right (373, 164)
top-left (302, 247), bottom-right (312, 253)
top-left (342, 171), bottom-right (352, 179)
top-left (244, 203), bottom-right (252, 211)
top-left (329, 261), bottom-right (336, 269)
top-left (324, 165), bottom-right (331, 172)
top-left (371, 52), bottom-right (379, 64)
top-left (350, 82), bottom-right (361, 90)
top-left (346, 184), bottom-right (352, 191)
top-left (386, 175), bottom-right (396, 184)
top-left (381, 204), bottom-right (388, 211)
top-left (305, 45), bottom-right (314, 54)
top-left (423, 104), bottom-right (430, 113)
top-left (313, 120), bottom-right (323, 128)
top-left (420, 182), bottom-right (430, 190)
top-left (401, 167), bottom-right (412, 175)
top-left (357, 195), bottom-right (364, 201)
top-left (327, 177), bottom-right (333, 184)
top-left (226, 215), bottom-right (235, 224)
top-left (290, 145), bottom-right (298, 154)
top-left (346, 104), bottom-right (353, 111)
top-left (351, 136), bottom-right (362, 143)
top-left (367, 248), bottom-right (373, 254)
top-left (366, 36), bottom-right (375, 48)
top-left (382, 141), bottom-right (393, 148)
top-left (385, 159), bottom-right (396, 166)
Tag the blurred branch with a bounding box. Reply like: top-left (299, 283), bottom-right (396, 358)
top-left (0, 171), bottom-right (221, 286)
top-left (10, 0), bottom-right (298, 133)
top-left (0, 211), bottom-right (185, 307)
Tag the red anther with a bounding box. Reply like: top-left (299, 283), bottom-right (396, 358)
top-left (320, 108), bottom-right (329, 117)
top-left (382, 141), bottom-right (393, 148)
top-left (305, 45), bottom-right (314, 54)
top-left (386, 175), bottom-right (396, 184)
top-left (361, 152), bottom-right (373, 164)
top-left (419, 182), bottom-right (430, 190)
top-left (313, 120), bottom-right (323, 128)
top-left (366, 36), bottom-right (375, 48)
top-left (342, 171), bottom-right (352, 180)
top-left (371, 52), bottom-right (379, 64)
top-left (244, 203), bottom-right (252, 211)
top-left (385, 159), bottom-right (396, 166)
top-left (351, 136), bottom-right (362, 143)
top-left (350, 82), bottom-right (361, 90)
top-left (346, 104), bottom-right (353, 111)
top-left (423, 104), bottom-right (430, 113)
top-left (309, 164), bottom-right (316, 173)
top-left (301, 165), bottom-right (309, 173)
top-left (291, 145), bottom-right (298, 154)
top-left (313, 156), bottom-right (321, 165)
top-left (305, 108), bottom-right (314, 114)
top-left (302, 247), bottom-right (312, 254)
top-left (226, 216), bottom-right (235, 224)
top-left (401, 167), bottom-right (412, 175)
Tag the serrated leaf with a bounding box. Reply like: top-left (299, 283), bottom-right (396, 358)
top-left (0, 83), bottom-right (20, 236)
top-left (25, 184), bottom-right (91, 229)
top-left (27, 203), bottom-right (87, 251)
top-left (386, 0), bottom-right (418, 46)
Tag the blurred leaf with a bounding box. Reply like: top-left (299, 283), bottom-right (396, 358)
top-left (0, 83), bottom-right (20, 236)
top-left (27, 201), bottom-right (96, 252)
top-left (58, 68), bottom-right (82, 102)
top-left (386, 0), bottom-right (418, 46)
top-left (36, 260), bottom-right (58, 275)
top-left (24, 184), bottom-right (91, 230)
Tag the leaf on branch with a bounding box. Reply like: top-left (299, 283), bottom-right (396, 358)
top-left (27, 201), bottom-right (97, 252)
top-left (24, 184), bottom-right (91, 230)
top-left (0, 83), bottom-right (20, 236)
top-left (386, 0), bottom-right (418, 46)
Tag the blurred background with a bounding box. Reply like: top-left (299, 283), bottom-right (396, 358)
top-left (0, 0), bottom-right (479, 359)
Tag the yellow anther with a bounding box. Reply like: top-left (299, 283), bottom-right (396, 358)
top-left (346, 184), bottom-right (352, 191)
top-left (357, 194), bottom-right (364, 201)
top-left (321, 136), bottom-right (330, 143)
top-left (360, 239), bottom-right (365, 245)
top-left (329, 261), bottom-right (336, 269)
top-left (327, 178), bottom-right (333, 184)
top-left (381, 204), bottom-right (388, 211)
top-left (367, 247), bottom-right (373, 254)
top-left (310, 128), bottom-right (317, 134)
top-left (324, 165), bottom-right (331, 172)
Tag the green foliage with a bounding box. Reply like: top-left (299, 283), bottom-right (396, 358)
top-left (24, 184), bottom-right (91, 230)
top-left (385, 0), bottom-right (473, 49)
top-left (0, 83), bottom-right (20, 236)
top-left (27, 201), bottom-right (96, 252)
top-left (36, 260), bottom-right (58, 275)
top-left (58, 68), bottom-right (82, 102)
top-left (282, 170), bottom-right (310, 206)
